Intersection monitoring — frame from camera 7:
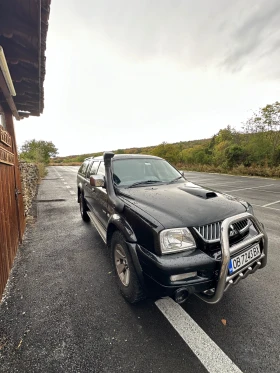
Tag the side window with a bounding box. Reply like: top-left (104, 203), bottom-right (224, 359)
top-left (79, 161), bottom-right (89, 176)
top-left (97, 162), bottom-right (105, 175)
top-left (78, 163), bottom-right (84, 174)
top-left (86, 161), bottom-right (99, 178)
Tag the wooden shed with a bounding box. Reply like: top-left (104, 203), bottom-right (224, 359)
top-left (0, 0), bottom-right (51, 298)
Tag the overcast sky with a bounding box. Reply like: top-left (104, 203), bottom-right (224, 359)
top-left (15, 0), bottom-right (280, 156)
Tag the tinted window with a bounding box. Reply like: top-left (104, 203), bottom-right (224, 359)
top-left (79, 161), bottom-right (90, 176)
top-left (97, 162), bottom-right (105, 175)
top-left (87, 161), bottom-right (100, 178)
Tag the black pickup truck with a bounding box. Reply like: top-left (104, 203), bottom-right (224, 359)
top-left (77, 152), bottom-right (268, 304)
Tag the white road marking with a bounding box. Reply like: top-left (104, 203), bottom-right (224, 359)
top-left (202, 180), bottom-right (246, 187)
top-left (184, 171), bottom-right (277, 181)
top-left (186, 172), bottom-right (235, 178)
top-left (187, 178), bottom-right (218, 184)
top-left (155, 297), bottom-right (243, 373)
top-left (51, 167), bottom-right (78, 198)
top-left (257, 189), bottom-right (280, 194)
top-left (59, 166), bottom-right (78, 173)
top-left (251, 203), bottom-right (280, 211)
top-left (53, 169), bottom-right (60, 177)
top-left (263, 199), bottom-right (280, 207)
top-left (223, 184), bottom-right (274, 193)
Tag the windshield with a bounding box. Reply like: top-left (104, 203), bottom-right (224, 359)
top-left (112, 158), bottom-right (183, 187)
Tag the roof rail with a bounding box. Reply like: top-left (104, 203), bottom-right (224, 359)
top-left (84, 156), bottom-right (94, 161)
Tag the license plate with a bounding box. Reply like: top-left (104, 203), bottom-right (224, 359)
top-left (228, 244), bottom-right (261, 275)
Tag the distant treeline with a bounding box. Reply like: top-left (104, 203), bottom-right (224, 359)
top-left (52, 101), bottom-right (280, 177)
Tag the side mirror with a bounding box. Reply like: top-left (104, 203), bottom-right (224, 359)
top-left (90, 174), bottom-right (105, 187)
top-left (180, 171), bottom-right (185, 178)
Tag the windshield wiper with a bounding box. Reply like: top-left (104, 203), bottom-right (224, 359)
top-left (168, 176), bottom-right (184, 184)
top-left (128, 180), bottom-right (163, 188)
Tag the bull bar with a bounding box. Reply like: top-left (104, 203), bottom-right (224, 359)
top-left (196, 212), bottom-right (268, 304)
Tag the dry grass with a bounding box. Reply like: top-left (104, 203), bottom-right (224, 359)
top-left (177, 163), bottom-right (280, 178)
top-left (49, 162), bottom-right (81, 166)
top-left (48, 160), bottom-right (280, 178)
top-left (37, 163), bottom-right (48, 178)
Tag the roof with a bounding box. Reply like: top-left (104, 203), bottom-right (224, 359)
top-left (0, 0), bottom-right (51, 118)
top-left (86, 154), bottom-right (162, 161)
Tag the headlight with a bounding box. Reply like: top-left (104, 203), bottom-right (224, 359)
top-left (159, 228), bottom-right (196, 255)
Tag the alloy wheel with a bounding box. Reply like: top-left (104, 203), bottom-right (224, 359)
top-left (114, 244), bottom-right (130, 287)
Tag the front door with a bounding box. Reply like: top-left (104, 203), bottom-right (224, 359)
top-left (84, 160), bottom-right (99, 210)
top-left (84, 161), bottom-right (108, 228)
top-left (91, 161), bottom-right (108, 228)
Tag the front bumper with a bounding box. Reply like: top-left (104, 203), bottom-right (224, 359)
top-left (135, 244), bottom-right (217, 298)
top-left (196, 212), bottom-right (268, 304)
top-left (128, 212), bottom-right (268, 303)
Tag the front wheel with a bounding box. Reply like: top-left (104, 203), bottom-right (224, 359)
top-left (79, 193), bottom-right (89, 222)
top-left (111, 231), bottom-right (145, 303)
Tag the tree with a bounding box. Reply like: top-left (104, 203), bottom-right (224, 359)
top-left (225, 145), bottom-right (248, 168)
top-left (152, 142), bottom-right (181, 164)
top-left (20, 139), bottom-right (58, 164)
top-left (180, 145), bottom-right (210, 165)
top-left (215, 126), bottom-right (235, 143)
top-left (243, 101), bottom-right (280, 165)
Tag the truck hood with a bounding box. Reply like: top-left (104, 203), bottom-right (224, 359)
top-left (118, 181), bottom-right (247, 229)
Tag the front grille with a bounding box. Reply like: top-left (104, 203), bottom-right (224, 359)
top-left (233, 219), bottom-right (249, 232)
top-left (195, 222), bottom-right (221, 241)
top-left (195, 218), bottom-right (250, 242)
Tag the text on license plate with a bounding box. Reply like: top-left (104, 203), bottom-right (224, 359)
top-left (228, 244), bottom-right (261, 275)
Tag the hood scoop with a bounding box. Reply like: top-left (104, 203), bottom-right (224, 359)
top-left (180, 186), bottom-right (217, 200)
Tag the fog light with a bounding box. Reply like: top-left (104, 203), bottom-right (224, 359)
top-left (170, 272), bottom-right (197, 282)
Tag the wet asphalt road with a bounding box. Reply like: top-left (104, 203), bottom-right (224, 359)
top-left (0, 166), bottom-right (279, 373)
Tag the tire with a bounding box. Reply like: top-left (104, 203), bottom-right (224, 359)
top-left (79, 193), bottom-right (90, 222)
top-left (111, 231), bottom-right (145, 303)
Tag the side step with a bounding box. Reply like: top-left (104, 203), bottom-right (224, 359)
top-left (87, 211), bottom-right (106, 243)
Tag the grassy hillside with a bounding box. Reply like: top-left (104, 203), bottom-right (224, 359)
top-left (50, 101), bottom-right (280, 178)
top-left (50, 138), bottom-right (209, 165)
top-left (50, 131), bottom-right (280, 178)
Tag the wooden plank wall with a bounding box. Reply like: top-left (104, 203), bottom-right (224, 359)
top-left (0, 110), bottom-right (25, 298)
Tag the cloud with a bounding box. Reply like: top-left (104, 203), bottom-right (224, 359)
top-left (14, 0), bottom-right (280, 156)
top-left (58, 0), bottom-right (280, 78)
top-left (220, 0), bottom-right (280, 73)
